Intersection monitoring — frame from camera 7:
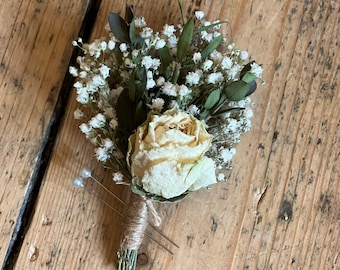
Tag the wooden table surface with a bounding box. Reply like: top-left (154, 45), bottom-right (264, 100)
top-left (1, 0), bottom-right (339, 269)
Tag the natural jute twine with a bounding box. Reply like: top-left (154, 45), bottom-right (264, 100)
top-left (120, 193), bottom-right (161, 250)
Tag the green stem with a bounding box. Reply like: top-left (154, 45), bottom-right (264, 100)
top-left (117, 249), bottom-right (138, 270)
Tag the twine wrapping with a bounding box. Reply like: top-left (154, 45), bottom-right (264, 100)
top-left (120, 193), bottom-right (161, 250)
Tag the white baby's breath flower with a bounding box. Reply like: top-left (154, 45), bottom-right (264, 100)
top-left (79, 71), bottom-right (87, 78)
top-left (206, 72), bottom-right (224, 84)
top-left (167, 34), bottom-right (178, 48)
top-left (209, 50), bottom-right (223, 62)
top-left (74, 108), bottom-right (84, 120)
top-left (187, 104), bottom-right (200, 115)
top-left (186, 71), bottom-right (201, 85)
top-left (76, 88), bottom-right (90, 104)
top-left (109, 119), bottom-right (118, 130)
top-left (112, 171), bottom-right (124, 183)
top-left (79, 123), bottom-right (92, 135)
top-left (103, 138), bottom-right (114, 150)
top-left (95, 147), bottom-right (110, 162)
top-left (193, 52), bottom-right (202, 63)
top-left (69, 66), bottom-right (78, 77)
top-left (177, 84), bottom-right (191, 97)
top-left (92, 75), bottom-right (106, 87)
top-left (221, 57), bottom-right (233, 69)
top-left (135, 16), bottom-right (147, 28)
top-left (87, 39), bottom-right (105, 58)
top-left (119, 43), bottom-right (128, 52)
top-left (226, 118), bottom-right (239, 132)
top-left (100, 41), bottom-right (107, 51)
top-left (89, 113), bottom-right (106, 128)
top-left (156, 76), bottom-right (165, 86)
top-left (240, 51), bottom-right (249, 60)
top-left (148, 98), bottom-right (165, 111)
top-left (201, 31), bottom-right (213, 42)
top-left (220, 147), bottom-right (236, 163)
top-left (162, 24), bottom-right (176, 37)
top-left (151, 58), bottom-right (161, 69)
top-left (146, 77), bottom-right (156, 90)
top-left (73, 81), bottom-right (82, 89)
top-left (161, 82), bottom-right (177, 96)
top-left (228, 64), bottom-right (241, 80)
top-left (108, 40), bottom-right (116, 50)
top-left (250, 62), bottom-right (263, 78)
top-left (140, 27), bottom-right (153, 39)
top-left (227, 43), bottom-right (235, 50)
top-left (243, 107), bottom-right (254, 119)
top-left (99, 65), bottom-right (110, 79)
top-left (217, 173), bottom-right (225, 181)
top-left (155, 38), bottom-right (166, 49)
top-left (141, 55), bottom-right (153, 70)
top-left (195, 11), bottom-right (204, 20)
top-left (202, 59), bottom-right (213, 71)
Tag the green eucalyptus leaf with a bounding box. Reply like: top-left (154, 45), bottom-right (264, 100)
top-left (133, 35), bottom-right (146, 49)
top-left (246, 80), bottom-right (257, 97)
top-left (194, 21), bottom-right (227, 34)
top-left (108, 12), bottom-right (130, 43)
top-left (224, 80), bottom-right (257, 101)
top-left (159, 46), bottom-right (172, 75)
top-left (129, 19), bottom-right (136, 44)
top-left (199, 109), bottom-right (211, 120)
top-left (241, 72), bottom-right (256, 83)
top-left (177, 17), bottom-right (194, 62)
top-left (224, 80), bottom-right (250, 101)
top-left (204, 89), bottom-right (221, 109)
top-left (201, 34), bottom-right (223, 60)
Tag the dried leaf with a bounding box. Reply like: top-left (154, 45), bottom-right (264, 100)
top-left (108, 12), bottom-right (130, 43)
top-left (125, 4), bottom-right (134, 24)
top-left (133, 100), bottom-right (147, 127)
top-left (116, 89), bottom-right (135, 132)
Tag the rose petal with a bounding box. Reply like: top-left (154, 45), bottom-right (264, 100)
top-left (188, 157), bottom-right (217, 191)
top-left (141, 160), bottom-right (196, 199)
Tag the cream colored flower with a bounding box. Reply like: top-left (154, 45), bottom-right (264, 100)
top-left (127, 109), bottom-right (216, 199)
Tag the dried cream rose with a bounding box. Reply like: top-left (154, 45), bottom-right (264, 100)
top-left (127, 109), bottom-right (217, 199)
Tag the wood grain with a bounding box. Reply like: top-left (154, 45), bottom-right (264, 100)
top-left (0, 0), bottom-right (91, 265)
top-left (4, 0), bottom-right (340, 269)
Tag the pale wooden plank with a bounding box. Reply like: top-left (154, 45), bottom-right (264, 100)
top-left (0, 0), bottom-right (91, 265)
top-left (15, 0), bottom-right (340, 269)
top-left (230, 0), bottom-right (340, 269)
